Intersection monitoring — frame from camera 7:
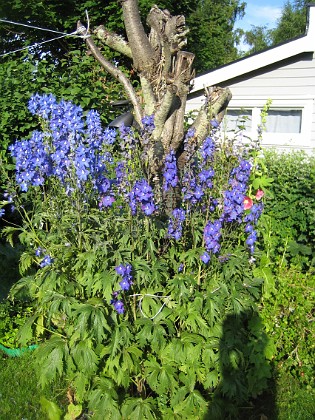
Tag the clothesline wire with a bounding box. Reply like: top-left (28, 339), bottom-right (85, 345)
top-left (0, 18), bottom-right (69, 35)
top-left (0, 13), bottom-right (92, 59)
top-left (0, 32), bottom-right (78, 58)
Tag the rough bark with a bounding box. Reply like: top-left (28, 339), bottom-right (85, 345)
top-left (78, 0), bottom-right (231, 182)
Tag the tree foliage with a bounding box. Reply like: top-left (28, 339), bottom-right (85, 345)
top-left (271, 0), bottom-right (307, 45)
top-left (242, 0), bottom-right (308, 55)
top-left (0, 0), bottom-right (245, 71)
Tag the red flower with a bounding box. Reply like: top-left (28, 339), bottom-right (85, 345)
top-left (244, 196), bottom-right (253, 210)
top-left (255, 189), bottom-right (264, 200)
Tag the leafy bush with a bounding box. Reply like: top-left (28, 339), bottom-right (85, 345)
top-left (261, 150), bottom-right (315, 270)
top-left (261, 268), bottom-right (315, 390)
top-left (0, 94), bottom-right (272, 418)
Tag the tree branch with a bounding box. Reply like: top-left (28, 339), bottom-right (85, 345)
top-left (93, 26), bottom-right (132, 58)
top-left (121, 0), bottom-right (156, 71)
top-left (77, 21), bottom-right (143, 127)
top-left (177, 87), bottom-right (232, 170)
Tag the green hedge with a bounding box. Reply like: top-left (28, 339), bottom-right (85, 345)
top-left (260, 150), bottom-right (315, 270)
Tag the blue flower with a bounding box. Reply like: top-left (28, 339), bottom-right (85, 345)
top-left (163, 149), bottom-right (178, 191)
top-left (115, 264), bottom-right (126, 276)
top-left (129, 179), bottom-right (156, 216)
top-left (167, 208), bottom-right (186, 240)
top-left (200, 251), bottom-right (211, 264)
top-left (40, 255), bottom-right (53, 267)
top-left (203, 220), bottom-right (222, 255)
top-left (142, 115), bottom-right (155, 134)
top-left (0, 209), bottom-right (5, 218)
top-left (112, 299), bottom-right (125, 314)
top-left (99, 195), bottom-right (115, 208)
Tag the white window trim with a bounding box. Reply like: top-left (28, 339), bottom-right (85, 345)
top-left (224, 98), bottom-right (313, 148)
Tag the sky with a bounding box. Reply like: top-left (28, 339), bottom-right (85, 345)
top-left (235, 0), bottom-right (285, 32)
top-left (234, 0), bottom-right (287, 50)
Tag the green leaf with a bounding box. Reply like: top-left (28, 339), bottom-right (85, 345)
top-left (71, 340), bottom-right (98, 375)
top-left (40, 396), bottom-right (62, 420)
top-left (64, 403), bottom-right (82, 420)
top-left (121, 397), bottom-right (158, 420)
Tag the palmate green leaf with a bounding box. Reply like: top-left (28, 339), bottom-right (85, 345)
top-left (72, 372), bottom-right (90, 403)
top-left (121, 397), bottom-right (158, 420)
top-left (173, 390), bottom-right (208, 418)
top-left (36, 336), bottom-right (69, 388)
top-left (9, 275), bottom-right (36, 299)
top-left (19, 250), bottom-right (34, 275)
top-left (135, 318), bottom-right (154, 346)
top-left (40, 396), bottom-right (62, 420)
top-left (1, 226), bottom-right (22, 247)
top-left (17, 313), bottom-right (38, 345)
top-left (89, 394), bottom-right (121, 420)
top-left (179, 370), bottom-right (196, 392)
top-left (144, 357), bottom-right (178, 394)
top-left (182, 310), bottom-right (210, 336)
top-left (203, 369), bottom-right (220, 389)
top-left (170, 386), bottom-right (189, 409)
top-left (105, 354), bottom-right (131, 388)
top-left (71, 340), bottom-right (99, 375)
top-left (91, 270), bottom-right (114, 301)
top-left (88, 377), bottom-right (120, 420)
top-left (71, 303), bottom-right (110, 343)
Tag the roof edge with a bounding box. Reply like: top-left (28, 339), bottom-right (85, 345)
top-left (191, 4), bottom-right (315, 93)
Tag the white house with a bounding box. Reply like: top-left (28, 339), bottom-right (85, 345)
top-left (187, 4), bottom-right (315, 152)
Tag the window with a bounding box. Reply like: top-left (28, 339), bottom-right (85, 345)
top-left (224, 109), bottom-right (252, 132)
top-left (265, 110), bottom-right (302, 133)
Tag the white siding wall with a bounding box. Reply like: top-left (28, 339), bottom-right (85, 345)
top-left (187, 53), bottom-right (315, 153)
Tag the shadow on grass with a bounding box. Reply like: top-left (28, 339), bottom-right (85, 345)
top-left (205, 309), bottom-right (277, 419)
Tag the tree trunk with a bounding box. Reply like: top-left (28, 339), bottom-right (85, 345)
top-left (77, 0), bottom-right (231, 198)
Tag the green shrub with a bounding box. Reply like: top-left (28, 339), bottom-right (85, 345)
top-left (261, 150), bottom-right (315, 270)
top-left (0, 94), bottom-right (271, 418)
top-left (261, 268), bottom-right (315, 390)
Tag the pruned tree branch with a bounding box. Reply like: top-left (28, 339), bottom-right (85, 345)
top-left (177, 87), bottom-right (232, 170)
top-left (121, 0), bottom-right (156, 71)
top-left (79, 2), bottom-right (232, 194)
top-left (77, 21), bottom-right (143, 127)
top-left (93, 26), bottom-right (132, 58)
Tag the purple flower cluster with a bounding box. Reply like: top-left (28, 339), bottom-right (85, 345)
top-left (111, 263), bottom-right (134, 314)
top-left (204, 220), bottom-right (222, 254)
top-left (36, 247), bottom-right (53, 267)
top-left (167, 208), bottom-right (186, 240)
top-left (141, 115), bottom-right (155, 134)
top-left (182, 172), bottom-right (204, 205)
top-left (244, 203), bottom-right (263, 253)
top-left (163, 149), bottom-right (178, 191)
top-left (129, 179), bottom-right (156, 216)
top-left (200, 136), bottom-right (216, 163)
top-left (40, 255), bottom-right (53, 267)
top-left (222, 159), bottom-right (251, 223)
top-left (10, 94), bottom-right (114, 196)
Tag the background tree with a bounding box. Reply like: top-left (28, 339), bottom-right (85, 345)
top-left (241, 25), bottom-right (273, 55)
top-left (185, 0), bottom-right (246, 72)
top-left (241, 0), bottom-right (308, 56)
top-left (271, 0), bottom-right (307, 45)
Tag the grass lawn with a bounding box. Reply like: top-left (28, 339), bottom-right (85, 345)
top-left (0, 352), bottom-right (67, 419)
